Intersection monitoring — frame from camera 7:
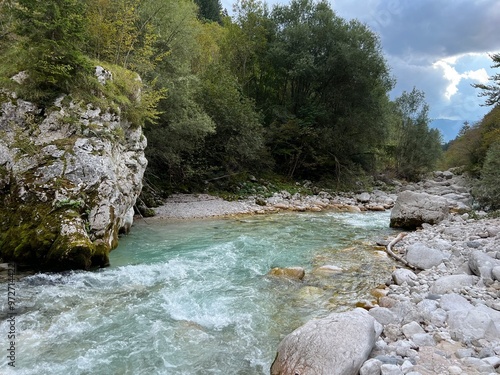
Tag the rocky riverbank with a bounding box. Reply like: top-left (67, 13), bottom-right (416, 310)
top-left (151, 170), bottom-right (472, 221)
top-left (360, 216), bottom-right (500, 375)
top-left (147, 170), bottom-right (500, 374)
top-left (271, 171), bottom-right (500, 375)
top-left (150, 188), bottom-right (397, 219)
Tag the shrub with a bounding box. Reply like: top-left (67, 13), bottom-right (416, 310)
top-left (473, 141), bottom-right (500, 209)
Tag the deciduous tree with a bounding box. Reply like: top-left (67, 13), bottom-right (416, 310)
top-left (390, 88), bottom-right (442, 180)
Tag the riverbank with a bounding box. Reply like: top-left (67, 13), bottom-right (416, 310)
top-left (261, 172), bottom-right (500, 375)
top-left (363, 216), bottom-right (500, 375)
top-left (149, 189), bottom-right (398, 220)
top-left (150, 172), bottom-right (500, 374)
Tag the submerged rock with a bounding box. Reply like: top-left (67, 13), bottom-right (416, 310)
top-left (268, 267), bottom-right (305, 280)
top-left (0, 72), bottom-right (147, 270)
top-left (270, 308), bottom-right (382, 375)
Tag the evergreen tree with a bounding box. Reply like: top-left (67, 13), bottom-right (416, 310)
top-left (473, 53), bottom-right (500, 106)
top-left (474, 142), bottom-right (500, 209)
top-left (9, 0), bottom-right (90, 100)
top-left (194, 0), bottom-right (223, 23)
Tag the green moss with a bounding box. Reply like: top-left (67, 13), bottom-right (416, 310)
top-left (92, 240), bottom-right (110, 267)
top-left (0, 204), bottom-right (58, 264)
top-left (0, 191), bottom-right (110, 270)
top-left (54, 199), bottom-right (84, 210)
top-left (47, 226), bottom-right (95, 270)
top-left (13, 132), bottom-right (41, 157)
top-left (0, 164), bottom-right (8, 180)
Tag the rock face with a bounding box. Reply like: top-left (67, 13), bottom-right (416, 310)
top-left (270, 308), bottom-right (382, 375)
top-left (0, 73), bottom-right (147, 270)
top-left (390, 191), bottom-right (450, 229)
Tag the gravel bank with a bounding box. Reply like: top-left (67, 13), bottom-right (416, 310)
top-left (151, 194), bottom-right (263, 219)
top-left (149, 189), bottom-right (398, 220)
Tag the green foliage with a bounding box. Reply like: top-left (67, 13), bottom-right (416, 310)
top-left (85, 0), bottom-right (167, 75)
top-left (141, 0), bottom-right (269, 192)
top-left (472, 53), bottom-right (500, 106)
top-left (198, 64), bottom-right (267, 174)
top-left (441, 122), bottom-right (483, 174)
top-left (389, 88), bottom-right (442, 181)
top-left (70, 61), bottom-right (165, 127)
top-left (473, 142), bottom-right (500, 209)
top-left (443, 106), bottom-right (500, 176)
top-left (0, 1), bottom-right (15, 52)
top-left (144, 73), bottom-right (216, 190)
top-left (194, 0), bottom-right (223, 23)
top-left (53, 199), bottom-right (84, 210)
top-left (5, 0), bottom-right (91, 102)
top-left (249, 0), bottom-right (393, 180)
top-left (139, 0), bottom-right (218, 191)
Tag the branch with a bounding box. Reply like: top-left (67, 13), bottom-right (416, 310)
top-left (385, 232), bottom-right (421, 270)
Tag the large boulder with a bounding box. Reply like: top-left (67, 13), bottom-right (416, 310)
top-left (390, 191), bottom-right (449, 229)
top-left (392, 269), bottom-right (418, 286)
top-left (406, 243), bottom-right (447, 270)
top-left (430, 275), bottom-right (478, 295)
top-left (270, 308), bottom-right (382, 375)
top-left (0, 69), bottom-right (147, 270)
top-left (468, 250), bottom-right (500, 279)
top-left (447, 304), bottom-right (500, 341)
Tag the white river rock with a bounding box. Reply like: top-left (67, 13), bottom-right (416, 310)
top-left (270, 308), bottom-right (382, 375)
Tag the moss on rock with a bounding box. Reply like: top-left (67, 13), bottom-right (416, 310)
top-left (0, 67), bottom-right (147, 271)
top-left (0, 198), bottom-right (106, 270)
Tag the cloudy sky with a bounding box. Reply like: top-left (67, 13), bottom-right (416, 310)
top-left (222, 0), bottom-right (500, 141)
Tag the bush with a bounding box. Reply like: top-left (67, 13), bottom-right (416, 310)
top-left (473, 141), bottom-right (500, 209)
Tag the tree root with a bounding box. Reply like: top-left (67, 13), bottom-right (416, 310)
top-left (386, 232), bottom-right (421, 270)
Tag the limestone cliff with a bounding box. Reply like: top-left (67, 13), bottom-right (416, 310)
top-left (0, 69), bottom-right (147, 270)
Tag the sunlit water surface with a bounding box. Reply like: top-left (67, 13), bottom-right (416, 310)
top-left (1, 211), bottom-right (397, 374)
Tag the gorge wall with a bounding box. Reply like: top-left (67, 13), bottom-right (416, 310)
top-left (0, 70), bottom-right (147, 270)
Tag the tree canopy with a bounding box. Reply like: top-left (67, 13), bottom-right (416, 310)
top-left (0, 0), bottom-right (446, 194)
top-left (389, 88), bottom-right (442, 181)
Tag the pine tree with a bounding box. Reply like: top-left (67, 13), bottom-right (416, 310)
top-left (10, 0), bottom-right (90, 100)
top-left (473, 53), bottom-right (500, 106)
top-left (474, 142), bottom-right (500, 209)
top-left (194, 0), bottom-right (222, 23)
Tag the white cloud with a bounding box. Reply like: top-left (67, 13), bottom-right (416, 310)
top-left (433, 60), bottom-right (462, 100)
top-left (463, 68), bottom-right (489, 84)
top-left (433, 53), bottom-right (492, 102)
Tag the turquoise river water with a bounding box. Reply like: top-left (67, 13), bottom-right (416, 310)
top-left (1, 211), bottom-right (397, 374)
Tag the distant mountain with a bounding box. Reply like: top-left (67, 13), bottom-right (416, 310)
top-left (430, 119), bottom-right (470, 143)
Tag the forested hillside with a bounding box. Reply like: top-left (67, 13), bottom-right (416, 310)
top-left (0, 0), bottom-right (444, 195)
top-left (442, 54), bottom-right (500, 210)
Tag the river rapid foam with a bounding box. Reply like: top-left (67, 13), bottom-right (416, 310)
top-left (1, 211), bottom-right (396, 374)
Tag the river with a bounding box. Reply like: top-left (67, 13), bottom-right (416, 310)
top-left (1, 211), bottom-right (396, 374)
